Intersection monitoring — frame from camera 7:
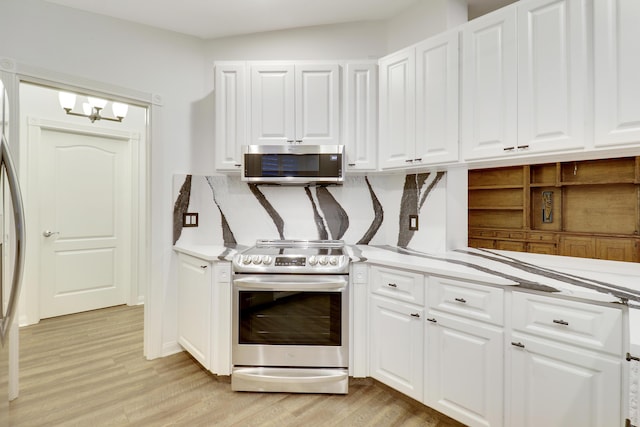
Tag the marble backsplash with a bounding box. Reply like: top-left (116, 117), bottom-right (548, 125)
top-left (173, 172), bottom-right (448, 253)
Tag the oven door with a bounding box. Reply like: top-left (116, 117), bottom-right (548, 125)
top-left (232, 274), bottom-right (349, 368)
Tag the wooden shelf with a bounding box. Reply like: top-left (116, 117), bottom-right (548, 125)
top-left (468, 185), bottom-right (524, 190)
top-left (469, 206), bottom-right (524, 211)
top-left (468, 156), bottom-right (640, 263)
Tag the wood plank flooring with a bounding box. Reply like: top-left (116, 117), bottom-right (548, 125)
top-left (8, 305), bottom-right (465, 426)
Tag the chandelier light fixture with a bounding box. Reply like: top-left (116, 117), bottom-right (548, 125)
top-left (58, 91), bottom-right (128, 123)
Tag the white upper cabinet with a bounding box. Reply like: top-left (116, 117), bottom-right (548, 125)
top-left (461, 7), bottom-right (518, 160)
top-left (594, 0), bottom-right (640, 147)
top-left (517, 0), bottom-right (589, 153)
top-left (214, 63), bottom-right (246, 171)
top-left (462, 0), bottom-right (589, 161)
top-left (344, 62), bottom-right (378, 171)
top-left (379, 32), bottom-right (460, 170)
top-left (250, 63), bottom-right (340, 145)
top-left (379, 48), bottom-right (416, 169)
top-left (415, 31), bottom-right (460, 166)
top-left (250, 64), bottom-right (295, 145)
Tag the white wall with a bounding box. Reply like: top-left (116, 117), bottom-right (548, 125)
top-left (386, 0), bottom-right (468, 52)
top-left (0, 0), bottom-right (206, 358)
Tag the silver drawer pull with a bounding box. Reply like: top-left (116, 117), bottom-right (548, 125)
top-left (410, 313), bottom-right (420, 318)
top-left (454, 297), bottom-right (467, 303)
top-left (553, 319), bottom-right (569, 326)
top-left (427, 318), bottom-right (437, 323)
top-left (511, 342), bottom-right (525, 349)
top-left (387, 283), bottom-right (397, 288)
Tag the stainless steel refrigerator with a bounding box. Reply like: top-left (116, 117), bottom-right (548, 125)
top-left (0, 73), bottom-right (26, 420)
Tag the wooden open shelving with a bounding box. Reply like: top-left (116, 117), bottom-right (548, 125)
top-left (468, 156), bottom-right (640, 262)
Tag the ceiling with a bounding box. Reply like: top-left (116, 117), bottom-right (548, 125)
top-left (44, 0), bottom-right (514, 40)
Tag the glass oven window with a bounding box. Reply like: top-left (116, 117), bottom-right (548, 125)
top-left (238, 291), bottom-right (341, 346)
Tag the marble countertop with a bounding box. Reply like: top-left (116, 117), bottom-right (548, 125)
top-left (174, 242), bottom-right (640, 308)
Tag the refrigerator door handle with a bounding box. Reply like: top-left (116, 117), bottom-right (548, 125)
top-left (0, 134), bottom-right (26, 345)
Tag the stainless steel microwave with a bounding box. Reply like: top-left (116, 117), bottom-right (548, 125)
top-left (241, 144), bottom-right (345, 185)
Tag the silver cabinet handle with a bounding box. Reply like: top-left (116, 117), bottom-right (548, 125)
top-left (511, 342), bottom-right (525, 348)
top-left (42, 230), bottom-right (60, 237)
top-left (387, 283), bottom-right (397, 288)
top-left (454, 297), bottom-right (467, 303)
top-left (553, 319), bottom-right (569, 326)
top-left (427, 318), bottom-right (437, 323)
top-left (410, 313), bottom-right (420, 318)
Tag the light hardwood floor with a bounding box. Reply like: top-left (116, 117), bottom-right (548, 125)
top-left (8, 305), bottom-right (465, 426)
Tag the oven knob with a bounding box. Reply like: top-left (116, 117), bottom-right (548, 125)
top-left (252, 255), bottom-right (262, 265)
top-left (242, 255), bottom-right (252, 265)
top-left (319, 256), bottom-right (328, 266)
top-left (308, 256), bottom-right (318, 266)
top-left (262, 255), bottom-right (272, 265)
top-left (329, 256), bottom-right (339, 266)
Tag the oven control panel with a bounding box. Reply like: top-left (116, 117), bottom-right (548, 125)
top-left (233, 254), bottom-right (348, 274)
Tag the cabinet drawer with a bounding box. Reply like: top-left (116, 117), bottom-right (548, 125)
top-left (527, 231), bottom-right (556, 242)
top-left (427, 277), bottom-right (504, 325)
top-left (512, 292), bottom-right (623, 355)
top-left (370, 266), bottom-right (424, 306)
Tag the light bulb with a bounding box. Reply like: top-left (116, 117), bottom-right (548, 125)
top-left (82, 102), bottom-right (93, 116)
top-left (58, 92), bottom-right (76, 110)
top-left (112, 102), bottom-right (128, 119)
top-left (87, 96), bottom-right (107, 109)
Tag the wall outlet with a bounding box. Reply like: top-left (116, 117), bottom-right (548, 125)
top-left (409, 215), bottom-right (419, 231)
top-left (183, 212), bottom-right (199, 227)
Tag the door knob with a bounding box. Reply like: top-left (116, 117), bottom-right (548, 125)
top-left (42, 230), bottom-right (59, 237)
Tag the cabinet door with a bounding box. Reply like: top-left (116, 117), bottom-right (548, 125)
top-left (517, 0), bottom-right (588, 153)
top-left (295, 64), bottom-right (340, 144)
top-left (177, 255), bottom-right (212, 369)
top-left (344, 63), bottom-right (378, 170)
top-left (379, 48), bottom-right (416, 169)
top-left (215, 63), bottom-right (246, 171)
top-left (250, 64), bottom-right (295, 144)
top-left (426, 314), bottom-right (504, 427)
top-left (415, 31), bottom-right (459, 165)
top-left (594, 0), bottom-right (640, 147)
top-left (369, 295), bottom-right (424, 400)
top-left (509, 335), bottom-right (622, 427)
top-left (461, 6), bottom-right (517, 160)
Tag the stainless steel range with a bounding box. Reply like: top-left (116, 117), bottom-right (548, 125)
top-left (231, 240), bottom-right (349, 394)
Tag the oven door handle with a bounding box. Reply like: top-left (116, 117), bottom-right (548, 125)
top-left (233, 276), bottom-right (348, 291)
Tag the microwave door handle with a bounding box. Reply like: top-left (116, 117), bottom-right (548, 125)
top-left (0, 135), bottom-right (26, 345)
top-left (233, 277), bottom-right (347, 291)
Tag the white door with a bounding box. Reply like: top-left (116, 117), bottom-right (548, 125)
top-left (425, 313), bottom-right (504, 427)
top-left (379, 48), bottom-right (416, 169)
top-left (294, 64), bottom-right (340, 145)
top-left (415, 31), bottom-right (459, 165)
top-left (509, 335), bottom-right (622, 427)
top-left (461, 6), bottom-right (517, 160)
top-left (594, 0), bottom-right (640, 147)
top-left (517, 0), bottom-right (588, 152)
top-left (369, 295), bottom-right (424, 400)
top-left (38, 127), bottom-right (131, 319)
top-left (344, 62), bottom-right (378, 171)
top-left (250, 64), bottom-right (295, 145)
top-left (215, 63), bottom-right (246, 171)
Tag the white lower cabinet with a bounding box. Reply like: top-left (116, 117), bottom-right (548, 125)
top-left (425, 313), bottom-right (504, 427)
top-left (508, 292), bottom-right (624, 427)
top-left (366, 265), bottom-right (627, 427)
top-left (177, 252), bottom-right (231, 375)
top-left (177, 253), bottom-right (212, 369)
top-left (369, 294), bottom-right (424, 401)
top-left (509, 334), bottom-right (622, 427)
